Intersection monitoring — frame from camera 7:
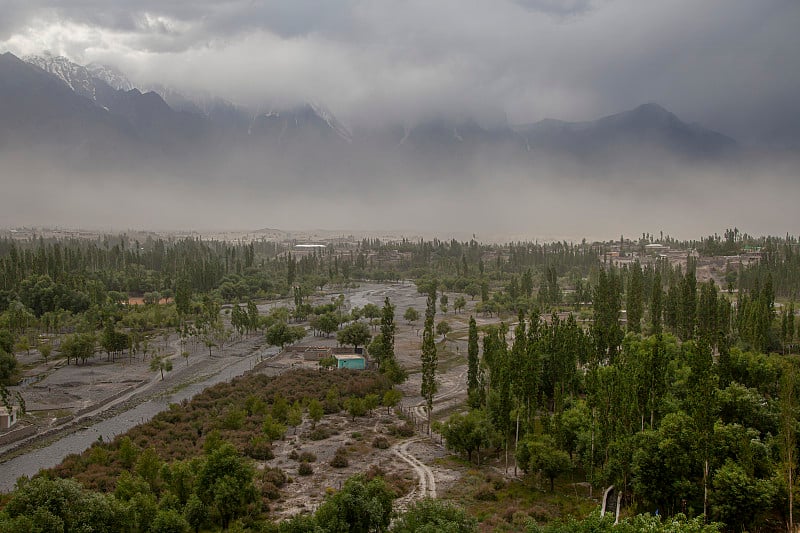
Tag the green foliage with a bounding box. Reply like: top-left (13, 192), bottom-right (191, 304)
top-left (404, 307), bottom-right (419, 324)
top-left (183, 493), bottom-right (207, 532)
top-left (344, 396), bottom-right (367, 420)
top-left (436, 320), bottom-right (451, 339)
top-left (262, 414), bottom-right (287, 441)
top-left (517, 435), bottom-right (572, 491)
top-left (0, 329), bottom-right (14, 353)
top-left (117, 436), bottom-right (140, 469)
top-left (390, 498), bottom-right (477, 533)
top-left (266, 321), bottom-right (305, 349)
top-left (421, 286), bottom-right (438, 432)
top-left (467, 316), bottom-right (479, 397)
top-left (527, 510), bottom-right (722, 532)
top-left (313, 475), bottom-right (394, 533)
top-left (440, 409), bottom-right (495, 464)
top-left (150, 508), bottom-right (191, 533)
top-left (337, 321), bottom-right (372, 350)
top-left (60, 332), bottom-right (96, 365)
top-left (196, 443), bottom-right (258, 529)
top-left (0, 349), bottom-right (17, 384)
top-left (150, 355), bottom-right (173, 380)
top-left (710, 461), bottom-right (776, 530)
top-left (382, 388), bottom-right (402, 414)
top-left (308, 398), bottom-right (324, 428)
top-left (1, 477), bottom-right (127, 532)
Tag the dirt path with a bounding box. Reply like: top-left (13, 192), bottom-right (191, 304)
top-left (411, 367), bottom-right (468, 422)
top-left (392, 436), bottom-right (437, 509)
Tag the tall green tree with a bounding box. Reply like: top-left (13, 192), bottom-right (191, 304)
top-left (467, 316), bottom-right (480, 401)
top-left (679, 262), bottom-right (697, 341)
top-left (593, 268), bottom-right (623, 363)
top-left (650, 271), bottom-right (663, 335)
top-left (626, 261), bottom-right (644, 333)
top-left (421, 286), bottom-right (438, 434)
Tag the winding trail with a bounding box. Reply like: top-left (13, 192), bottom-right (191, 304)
top-left (392, 436), bottom-right (437, 510)
top-left (411, 368), bottom-right (468, 422)
top-left (393, 367), bottom-right (468, 510)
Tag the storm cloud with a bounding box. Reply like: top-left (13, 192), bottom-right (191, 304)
top-left (2, 0), bottom-right (799, 143)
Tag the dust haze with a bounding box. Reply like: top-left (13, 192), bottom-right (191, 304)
top-left (2, 145), bottom-right (798, 242)
top-left (1, 0), bottom-right (798, 240)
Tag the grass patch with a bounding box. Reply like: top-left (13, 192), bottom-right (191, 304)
top-left (442, 465), bottom-right (598, 533)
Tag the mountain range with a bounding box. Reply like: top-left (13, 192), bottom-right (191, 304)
top-left (0, 51), bottom-right (740, 174)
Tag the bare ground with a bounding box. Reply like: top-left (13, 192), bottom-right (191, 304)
top-left (4, 282), bottom-right (482, 512)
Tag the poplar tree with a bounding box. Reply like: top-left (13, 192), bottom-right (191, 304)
top-left (679, 262), bottom-right (697, 341)
top-left (626, 261), bottom-right (644, 333)
top-left (650, 271), bottom-right (663, 335)
top-left (421, 286), bottom-right (438, 434)
top-left (467, 316), bottom-right (479, 400)
top-left (378, 297), bottom-right (405, 383)
top-left (593, 268), bottom-right (623, 363)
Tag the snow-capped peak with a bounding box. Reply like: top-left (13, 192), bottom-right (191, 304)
top-left (24, 53), bottom-right (135, 100)
top-left (24, 53), bottom-right (97, 99)
top-left (87, 63), bottom-right (133, 91)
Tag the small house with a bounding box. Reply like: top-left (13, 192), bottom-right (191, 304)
top-left (0, 405), bottom-right (19, 430)
top-left (334, 354), bottom-right (366, 370)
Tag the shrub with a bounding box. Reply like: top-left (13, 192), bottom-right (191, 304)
top-left (372, 436), bottom-right (390, 449)
top-left (261, 482), bottom-right (280, 500)
top-left (244, 436), bottom-right (274, 461)
top-left (330, 447), bottom-right (349, 468)
top-left (389, 422), bottom-right (415, 438)
top-left (298, 462), bottom-right (313, 476)
top-left (262, 467), bottom-right (287, 488)
top-left (365, 464), bottom-right (386, 481)
top-left (474, 484), bottom-right (498, 501)
top-left (307, 426), bottom-right (332, 441)
top-left (298, 451), bottom-right (317, 463)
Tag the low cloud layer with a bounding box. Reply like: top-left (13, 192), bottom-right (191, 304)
top-left (2, 0), bottom-right (799, 143)
top-left (1, 143), bottom-right (798, 242)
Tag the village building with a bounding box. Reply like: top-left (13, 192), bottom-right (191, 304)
top-left (333, 353), bottom-right (366, 370)
top-left (0, 405), bottom-right (19, 430)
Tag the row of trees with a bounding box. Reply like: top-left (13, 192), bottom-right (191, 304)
top-left (440, 269), bottom-right (798, 531)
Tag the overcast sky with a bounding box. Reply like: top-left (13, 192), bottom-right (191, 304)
top-left (2, 0), bottom-right (799, 142)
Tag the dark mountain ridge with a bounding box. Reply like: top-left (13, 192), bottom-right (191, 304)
top-left (1, 52), bottom-right (741, 177)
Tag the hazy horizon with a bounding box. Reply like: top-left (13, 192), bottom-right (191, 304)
top-left (1, 0), bottom-right (798, 238)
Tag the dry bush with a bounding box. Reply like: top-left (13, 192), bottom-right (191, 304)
top-left (298, 451), bottom-right (317, 463)
top-left (388, 422), bottom-right (414, 438)
top-left (330, 447), bottom-right (349, 468)
top-left (262, 467), bottom-right (287, 488)
top-left (42, 368), bottom-right (390, 490)
top-left (261, 482), bottom-right (281, 500)
top-left (372, 436), bottom-right (390, 449)
top-left (474, 484), bottom-right (498, 501)
top-left (306, 426), bottom-right (333, 441)
top-left (244, 436), bottom-right (274, 460)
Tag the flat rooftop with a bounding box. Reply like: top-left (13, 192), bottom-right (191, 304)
top-left (334, 354), bottom-right (365, 361)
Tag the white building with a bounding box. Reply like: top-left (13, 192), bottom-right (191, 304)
top-left (0, 405), bottom-right (19, 430)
